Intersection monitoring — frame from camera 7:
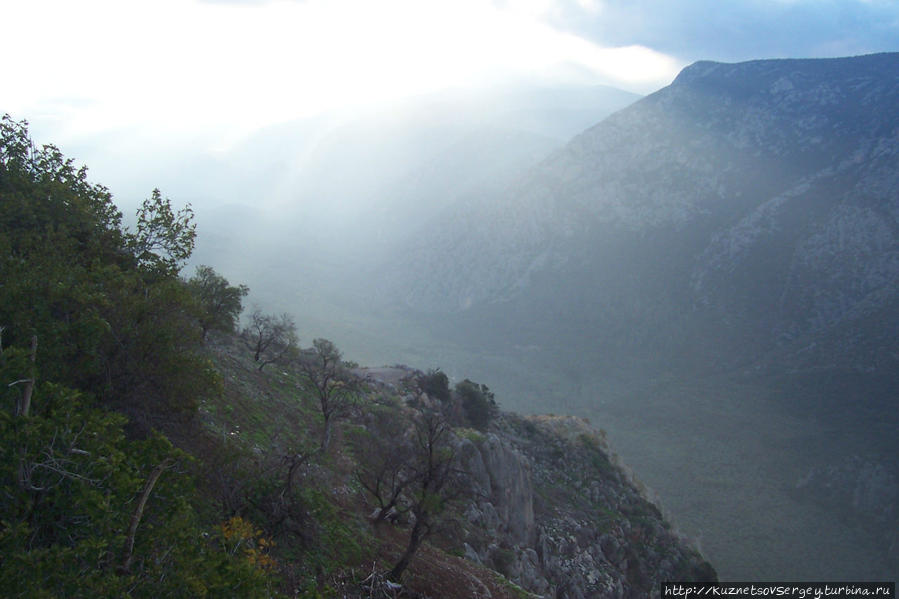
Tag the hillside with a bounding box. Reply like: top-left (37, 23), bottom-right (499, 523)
top-left (198, 333), bottom-right (715, 597)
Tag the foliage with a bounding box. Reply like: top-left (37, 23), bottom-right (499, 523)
top-left (454, 379), bottom-right (498, 431)
top-left (298, 487), bottom-right (371, 570)
top-left (299, 338), bottom-right (359, 451)
top-left (0, 114), bottom-right (216, 420)
top-left (0, 115), bottom-right (277, 595)
top-left (186, 265), bottom-right (249, 340)
top-left (456, 427), bottom-right (486, 443)
top-left (242, 308), bottom-right (299, 371)
top-left (219, 516), bottom-right (278, 572)
top-left (578, 432), bottom-right (614, 475)
top-left (131, 188), bottom-right (196, 275)
top-left (0, 379), bottom-right (273, 598)
top-left (417, 368), bottom-right (451, 402)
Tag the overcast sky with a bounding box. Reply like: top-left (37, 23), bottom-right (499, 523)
top-left (4, 0), bottom-right (898, 151)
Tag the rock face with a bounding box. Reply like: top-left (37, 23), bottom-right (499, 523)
top-left (456, 415), bottom-right (715, 598)
top-left (456, 432), bottom-right (538, 550)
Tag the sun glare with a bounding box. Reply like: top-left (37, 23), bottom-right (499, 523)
top-left (3, 0), bottom-right (682, 143)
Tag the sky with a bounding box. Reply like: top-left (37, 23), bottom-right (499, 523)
top-left (4, 0), bottom-right (897, 150)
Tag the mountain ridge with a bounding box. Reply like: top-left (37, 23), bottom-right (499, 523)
top-left (376, 52), bottom-right (899, 376)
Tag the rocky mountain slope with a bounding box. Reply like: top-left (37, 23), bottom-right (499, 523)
top-left (455, 413), bottom-right (717, 597)
top-left (201, 334), bottom-right (715, 598)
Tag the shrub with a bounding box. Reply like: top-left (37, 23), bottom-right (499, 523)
top-left (454, 379), bottom-right (498, 431)
top-left (417, 368), bottom-right (451, 402)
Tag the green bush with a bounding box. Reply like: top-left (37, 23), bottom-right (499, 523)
top-left (454, 379), bottom-right (498, 431)
top-left (0, 381), bottom-right (274, 598)
top-left (0, 114), bottom-right (217, 421)
top-left (418, 368), bottom-right (451, 402)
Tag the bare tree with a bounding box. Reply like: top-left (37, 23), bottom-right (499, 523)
top-left (240, 441), bottom-right (319, 546)
top-left (241, 309), bottom-right (298, 371)
top-left (388, 412), bottom-right (467, 582)
top-left (353, 411), bottom-right (416, 525)
top-left (299, 338), bottom-right (358, 451)
top-left (279, 443), bottom-right (318, 503)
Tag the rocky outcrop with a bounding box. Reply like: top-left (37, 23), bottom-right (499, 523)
top-left (456, 415), bottom-right (716, 598)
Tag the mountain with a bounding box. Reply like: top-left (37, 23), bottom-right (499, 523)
top-left (378, 53), bottom-right (899, 369)
top-left (367, 53), bottom-right (899, 578)
top-left (180, 84), bottom-right (643, 350)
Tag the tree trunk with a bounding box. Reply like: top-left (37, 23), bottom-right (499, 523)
top-left (281, 451), bottom-right (314, 501)
top-left (388, 516), bottom-right (428, 581)
top-left (321, 413), bottom-right (333, 451)
top-left (120, 458), bottom-right (174, 573)
top-left (19, 336), bottom-right (37, 417)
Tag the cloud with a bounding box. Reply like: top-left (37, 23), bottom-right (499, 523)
top-left (10, 0), bottom-right (893, 148)
top-left (546, 0), bottom-right (899, 63)
top-left (3, 0), bottom-right (686, 145)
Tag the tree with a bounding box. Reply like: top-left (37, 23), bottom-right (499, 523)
top-left (417, 368), bottom-right (451, 402)
top-left (241, 309), bottom-right (298, 371)
top-left (1, 114), bottom-right (129, 388)
top-left (186, 265), bottom-right (249, 340)
top-left (388, 413), bottom-right (467, 581)
top-left (131, 188), bottom-right (196, 275)
top-left (0, 115), bottom-right (216, 420)
top-left (299, 338), bottom-right (358, 451)
top-left (454, 379), bottom-right (498, 431)
top-left (0, 378), bottom-right (272, 597)
top-left (352, 408), bottom-right (416, 525)
top-left (0, 116), bottom-right (273, 595)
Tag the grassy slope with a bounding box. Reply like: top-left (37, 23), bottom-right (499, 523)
top-left (194, 331), bottom-right (537, 599)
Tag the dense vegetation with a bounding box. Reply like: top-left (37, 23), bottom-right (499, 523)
top-left (0, 115), bottom-right (275, 596)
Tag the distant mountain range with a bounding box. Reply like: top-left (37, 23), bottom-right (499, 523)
top-left (376, 53), bottom-right (899, 383)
